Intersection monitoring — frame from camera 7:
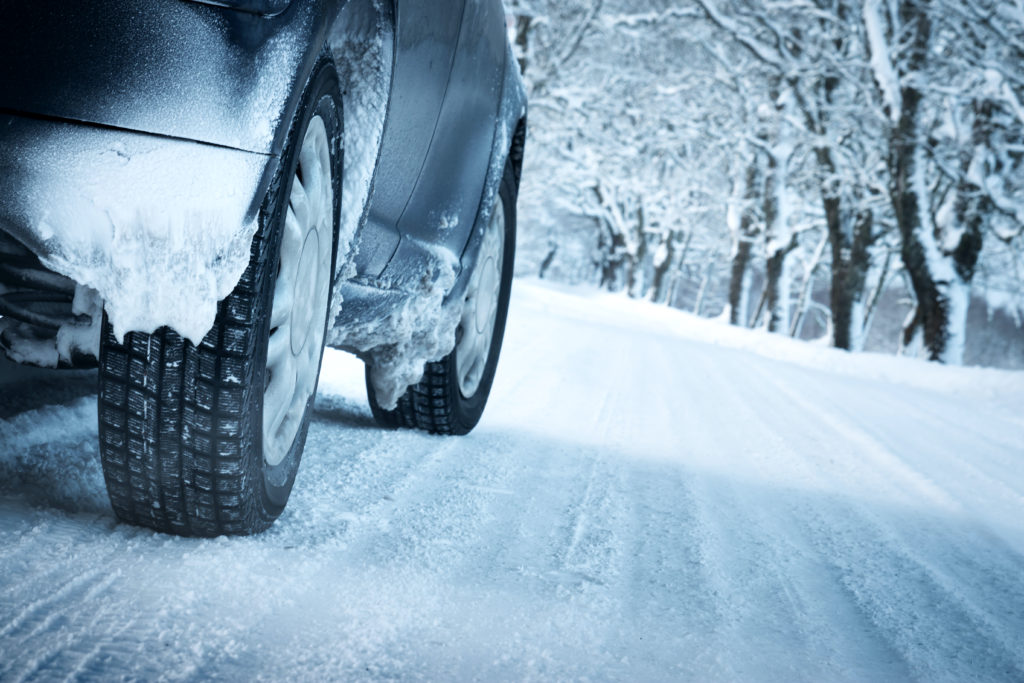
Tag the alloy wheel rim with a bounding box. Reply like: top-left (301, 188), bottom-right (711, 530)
top-left (263, 115), bottom-right (333, 468)
top-left (456, 199), bottom-right (505, 398)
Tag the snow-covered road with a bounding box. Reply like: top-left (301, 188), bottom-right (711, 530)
top-left (2, 280), bottom-right (1023, 681)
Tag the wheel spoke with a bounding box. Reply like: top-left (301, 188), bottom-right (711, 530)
top-left (302, 131), bottom-right (331, 224)
top-left (281, 207), bottom-right (304, 272)
top-left (456, 322), bottom-right (475, 366)
top-left (266, 327), bottom-right (290, 373)
top-left (290, 173), bottom-right (311, 231)
top-left (304, 162), bottom-right (326, 224)
top-left (270, 280), bottom-right (292, 331)
top-left (264, 349), bottom-right (296, 442)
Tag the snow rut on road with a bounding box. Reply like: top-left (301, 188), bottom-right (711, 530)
top-left (1, 280), bottom-right (1022, 680)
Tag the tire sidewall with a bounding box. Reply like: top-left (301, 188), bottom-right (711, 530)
top-left (446, 161), bottom-right (517, 433)
top-left (253, 58), bottom-right (342, 511)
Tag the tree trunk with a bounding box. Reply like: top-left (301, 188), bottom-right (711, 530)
top-left (764, 243), bottom-right (793, 333)
top-left (940, 99), bottom-right (992, 362)
top-left (628, 205), bottom-right (649, 299)
top-left (727, 163), bottom-right (759, 326)
top-left (593, 185), bottom-right (629, 293)
top-left (900, 303), bottom-right (923, 357)
top-left (890, 1), bottom-right (953, 362)
top-left (600, 240), bottom-right (627, 292)
top-left (750, 284), bottom-right (767, 329)
top-left (889, 1), bottom-right (985, 364)
top-left (829, 207), bottom-right (874, 350)
top-left (791, 230), bottom-right (828, 338)
top-left (762, 152), bottom-right (794, 333)
top-left (513, 14), bottom-right (531, 75)
top-left (693, 255), bottom-right (717, 317)
top-left (538, 240), bottom-right (558, 279)
top-left (861, 247), bottom-right (894, 348)
top-left (650, 231), bottom-right (690, 305)
top-left (728, 239), bottom-right (754, 326)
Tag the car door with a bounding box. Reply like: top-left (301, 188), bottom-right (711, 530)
top-left (352, 0), bottom-right (466, 278)
top-left (381, 0), bottom-right (508, 281)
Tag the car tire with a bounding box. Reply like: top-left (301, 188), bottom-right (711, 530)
top-left (96, 55), bottom-right (342, 536)
top-left (366, 157), bottom-right (516, 436)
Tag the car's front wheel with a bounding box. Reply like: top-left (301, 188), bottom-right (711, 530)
top-left (97, 57), bottom-right (341, 536)
top-left (366, 157), bottom-right (516, 435)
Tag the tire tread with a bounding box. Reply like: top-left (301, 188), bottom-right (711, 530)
top-left (387, 360), bottom-right (456, 434)
top-left (98, 227), bottom-right (267, 537)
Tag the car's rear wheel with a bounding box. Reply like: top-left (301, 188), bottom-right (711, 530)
top-left (366, 158), bottom-right (516, 435)
top-left (97, 57), bottom-right (341, 536)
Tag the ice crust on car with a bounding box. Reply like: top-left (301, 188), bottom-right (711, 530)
top-left (327, 7), bottom-right (392, 328)
top-left (332, 248), bottom-right (462, 409)
top-left (0, 8), bottom-right (306, 349)
top-left (0, 114), bottom-right (267, 346)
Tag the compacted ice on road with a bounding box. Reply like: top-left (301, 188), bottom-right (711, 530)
top-left (1, 280), bottom-right (1023, 680)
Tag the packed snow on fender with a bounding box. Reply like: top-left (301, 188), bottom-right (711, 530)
top-left (1, 279), bottom-right (1023, 680)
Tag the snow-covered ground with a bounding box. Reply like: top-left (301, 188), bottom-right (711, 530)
top-left (1, 279), bottom-right (1023, 681)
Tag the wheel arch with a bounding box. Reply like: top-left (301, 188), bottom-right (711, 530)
top-left (509, 115), bottom-right (528, 195)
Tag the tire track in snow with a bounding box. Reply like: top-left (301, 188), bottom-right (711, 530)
top-left (548, 381), bottom-right (628, 588)
top-left (0, 519), bottom-right (119, 639)
top-left (6, 569), bottom-right (125, 683)
top-left (536, 328), bottom-right (668, 625)
top-left (734, 351), bottom-right (1024, 680)
top-left (57, 603), bottom-right (156, 683)
top-left (271, 416), bottom-right (433, 548)
top-left (316, 432), bottom-right (477, 568)
top-left (24, 527), bottom-right (223, 682)
top-left (749, 355), bottom-right (1024, 511)
top-left (0, 566), bottom-right (109, 644)
top-left (792, 498), bottom-right (1024, 682)
top-left (468, 319), bottom-right (639, 594)
top-left (0, 539), bottom-right (127, 683)
top-left (473, 348), bottom-right (654, 676)
top-left (1, 520), bottom-right (299, 680)
top-left (740, 349), bottom-right (1024, 556)
top-left (671, 342), bottom-right (918, 680)
top-left (617, 463), bottom-right (724, 679)
top-left (601, 335), bottom-right (728, 678)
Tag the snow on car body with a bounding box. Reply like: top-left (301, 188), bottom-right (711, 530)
top-left (0, 0), bottom-right (527, 535)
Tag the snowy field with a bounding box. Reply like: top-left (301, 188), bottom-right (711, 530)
top-left (1, 279), bottom-right (1023, 681)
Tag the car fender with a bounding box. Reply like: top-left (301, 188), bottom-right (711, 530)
top-left (0, 0), bottom-right (329, 156)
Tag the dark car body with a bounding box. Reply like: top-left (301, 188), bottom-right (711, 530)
top-left (0, 0), bottom-right (527, 351)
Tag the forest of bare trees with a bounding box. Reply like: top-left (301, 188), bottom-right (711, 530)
top-left (508, 0), bottom-right (1024, 366)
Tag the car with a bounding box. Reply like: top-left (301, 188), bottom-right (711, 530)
top-left (0, 0), bottom-right (527, 536)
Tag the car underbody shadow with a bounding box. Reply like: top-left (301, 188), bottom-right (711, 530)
top-left (311, 392), bottom-right (379, 430)
top-left (0, 355), bottom-right (98, 420)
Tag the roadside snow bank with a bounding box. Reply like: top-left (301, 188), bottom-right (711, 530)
top-left (0, 114), bottom-right (267, 344)
top-left (515, 279), bottom-right (1024, 402)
